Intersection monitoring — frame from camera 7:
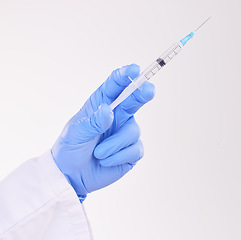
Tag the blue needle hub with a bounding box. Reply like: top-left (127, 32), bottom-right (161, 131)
top-left (180, 32), bottom-right (195, 46)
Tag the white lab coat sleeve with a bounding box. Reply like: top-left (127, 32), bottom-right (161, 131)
top-left (0, 150), bottom-right (93, 240)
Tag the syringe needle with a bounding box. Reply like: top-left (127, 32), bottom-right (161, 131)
top-left (194, 17), bottom-right (211, 33)
top-left (110, 18), bottom-right (211, 110)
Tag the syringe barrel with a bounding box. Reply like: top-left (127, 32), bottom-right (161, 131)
top-left (160, 42), bottom-right (183, 64)
top-left (110, 42), bottom-right (183, 110)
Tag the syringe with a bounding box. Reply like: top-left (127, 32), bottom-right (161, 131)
top-left (110, 17), bottom-right (210, 110)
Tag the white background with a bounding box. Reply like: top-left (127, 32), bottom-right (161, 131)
top-left (0, 0), bottom-right (240, 239)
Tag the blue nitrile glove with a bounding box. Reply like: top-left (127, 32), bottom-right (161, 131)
top-left (51, 64), bottom-right (155, 202)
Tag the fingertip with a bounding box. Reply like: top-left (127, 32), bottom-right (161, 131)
top-left (140, 82), bottom-right (156, 102)
top-left (99, 159), bottom-right (112, 167)
top-left (104, 64), bottom-right (141, 100)
top-left (124, 63), bottom-right (140, 80)
top-left (93, 145), bottom-right (103, 159)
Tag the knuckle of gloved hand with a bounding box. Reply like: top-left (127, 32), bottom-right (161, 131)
top-left (90, 115), bottom-right (103, 134)
top-left (68, 119), bottom-right (83, 133)
top-left (67, 118), bottom-right (88, 139)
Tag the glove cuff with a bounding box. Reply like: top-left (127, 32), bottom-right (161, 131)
top-left (78, 194), bottom-right (87, 203)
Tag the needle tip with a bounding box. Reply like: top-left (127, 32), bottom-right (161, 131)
top-left (194, 17), bottom-right (211, 33)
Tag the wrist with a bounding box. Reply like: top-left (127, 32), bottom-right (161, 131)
top-left (63, 173), bottom-right (88, 202)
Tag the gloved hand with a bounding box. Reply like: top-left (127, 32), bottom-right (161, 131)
top-left (51, 64), bottom-right (155, 202)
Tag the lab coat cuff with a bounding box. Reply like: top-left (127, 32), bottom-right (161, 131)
top-left (37, 150), bottom-right (74, 195)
